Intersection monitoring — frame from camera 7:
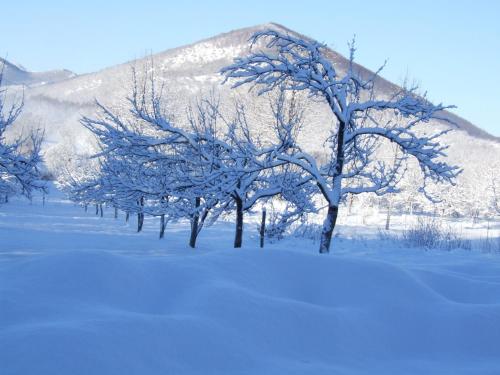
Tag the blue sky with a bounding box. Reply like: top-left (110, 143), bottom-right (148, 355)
top-left (1, 0), bottom-right (499, 135)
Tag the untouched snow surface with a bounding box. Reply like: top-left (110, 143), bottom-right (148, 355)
top-left (1, 188), bottom-right (500, 375)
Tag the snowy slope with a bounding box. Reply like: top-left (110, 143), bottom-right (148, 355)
top-left (1, 188), bottom-right (500, 374)
top-left (0, 57), bottom-right (75, 87)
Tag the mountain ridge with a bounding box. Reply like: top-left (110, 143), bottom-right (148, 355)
top-left (12, 23), bottom-right (497, 142)
top-left (0, 57), bottom-right (75, 87)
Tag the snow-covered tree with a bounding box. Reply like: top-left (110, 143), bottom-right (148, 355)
top-left (57, 154), bottom-right (107, 216)
top-left (221, 29), bottom-right (461, 253)
top-left (78, 75), bottom-right (227, 246)
top-left (0, 66), bottom-right (45, 202)
top-left (82, 68), bottom-right (317, 248)
top-left (218, 91), bottom-right (317, 247)
top-left (491, 176), bottom-right (500, 216)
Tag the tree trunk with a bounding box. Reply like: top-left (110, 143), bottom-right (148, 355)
top-left (99, 204), bottom-right (103, 218)
top-left (259, 208), bottom-right (266, 248)
top-left (114, 207), bottom-right (118, 219)
top-left (95, 204), bottom-right (99, 215)
top-left (234, 197), bottom-right (243, 248)
top-left (319, 205), bottom-right (339, 253)
top-left (137, 213), bottom-right (144, 232)
top-left (159, 214), bottom-right (166, 239)
top-left (385, 200), bottom-right (392, 230)
top-left (84, 204), bottom-right (88, 212)
top-left (125, 212), bottom-right (129, 222)
top-left (318, 113), bottom-right (346, 254)
top-left (189, 197), bottom-right (201, 248)
top-left (348, 194), bottom-right (354, 215)
top-left (137, 197), bottom-right (144, 232)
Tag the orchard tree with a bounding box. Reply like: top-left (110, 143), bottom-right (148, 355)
top-left (218, 91), bottom-right (317, 247)
top-left (491, 176), bottom-right (500, 216)
top-left (80, 77), bottom-right (235, 247)
top-left (82, 69), bottom-right (317, 248)
top-left (222, 29), bottom-right (460, 253)
top-left (0, 66), bottom-right (45, 202)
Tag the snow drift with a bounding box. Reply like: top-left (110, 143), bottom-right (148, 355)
top-left (1, 193), bottom-right (500, 374)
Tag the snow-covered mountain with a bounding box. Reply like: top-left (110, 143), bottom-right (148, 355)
top-left (14, 24), bottom-right (497, 138)
top-left (7, 23), bottom-right (500, 201)
top-left (0, 57), bottom-right (75, 87)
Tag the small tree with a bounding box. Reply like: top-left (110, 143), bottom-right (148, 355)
top-left (80, 73), bottom-right (234, 247)
top-left (491, 176), bottom-right (500, 216)
top-left (222, 30), bottom-right (460, 253)
top-left (0, 65), bottom-right (45, 202)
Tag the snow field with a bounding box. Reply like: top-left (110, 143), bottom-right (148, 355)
top-left (1, 190), bottom-right (500, 374)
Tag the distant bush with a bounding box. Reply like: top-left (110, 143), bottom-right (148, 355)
top-left (479, 236), bottom-right (500, 253)
top-left (402, 218), bottom-right (471, 251)
top-left (40, 171), bottom-right (56, 181)
top-left (377, 228), bottom-right (394, 242)
top-left (292, 222), bottom-right (323, 243)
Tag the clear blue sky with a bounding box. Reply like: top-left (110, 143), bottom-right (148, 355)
top-left (1, 0), bottom-right (499, 135)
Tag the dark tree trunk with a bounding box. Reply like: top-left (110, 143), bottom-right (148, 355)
top-left (99, 204), bottom-right (103, 218)
top-left (317, 112), bottom-right (346, 254)
top-left (189, 197), bottom-right (201, 248)
top-left (114, 207), bottom-right (118, 219)
top-left (95, 204), bottom-right (99, 215)
top-left (159, 214), bottom-right (166, 239)
top-left (125, 212), bottom-right (129, 222)
top-left (84, 204), bottom-right (88, 212)
top-left (260, 208), bottom-right (266, 248)
top-left (319, 205), bottom-right (339, 253)
top-left (137, 197), bottom-right (144, 232)
top-left (137, 213), bottom-right (144, 232)
top-left (385, 201), bottom-right (392, 230)
top-left (159, 196), bottom-right (168, 239)
top-left (348, 194), bottom-right (354, 215)
top-left (137, 212), bottom-right (143, 233)
top-left (234, 197), bottom-right (244, 248)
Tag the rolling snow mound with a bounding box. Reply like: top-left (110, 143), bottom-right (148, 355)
top-left (1, 193), bottom-right (500, 374)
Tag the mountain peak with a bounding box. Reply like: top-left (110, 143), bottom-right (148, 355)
top-left (0, 57), bottom-right (26, 72)
top-left (247, 22), bottom-right (296, 33)
top-left (0, 57), bottom-right (75, 87)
